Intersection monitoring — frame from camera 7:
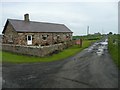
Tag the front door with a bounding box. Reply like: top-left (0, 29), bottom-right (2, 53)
top-left (27, 35), bottom-right (32, 45)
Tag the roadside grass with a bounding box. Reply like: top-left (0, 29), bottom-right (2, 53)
top-left (0, 51), bottom-right (2, 63)
top-left (108, 35), bottom-right (119, 69)
top-left (2, 40), bottom-right (96, 63)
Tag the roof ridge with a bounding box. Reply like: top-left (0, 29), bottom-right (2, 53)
top-left (7, 18), bottom-right (64, 25)
top-left (5, 18), bottom-right (72, 33)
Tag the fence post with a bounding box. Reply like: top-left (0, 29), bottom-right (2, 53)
top-left (80, 39), bottom-right (82, 47)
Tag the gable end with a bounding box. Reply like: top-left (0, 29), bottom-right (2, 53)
top-left (2, 19), bottom-right (16, 34)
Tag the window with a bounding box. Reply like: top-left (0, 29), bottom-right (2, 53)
top-left (42, 35), bottom-right (48, 40)
top-left (57, 35), bottom-right (60, 38)
top-left (66, 34), bottom-right (69, 38)
top-left (28, 36), bottom-right (31, 40)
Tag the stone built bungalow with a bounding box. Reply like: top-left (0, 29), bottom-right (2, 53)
top-left (2, 14), bottom-right (73, 46)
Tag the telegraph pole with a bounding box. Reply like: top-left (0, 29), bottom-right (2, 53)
top-left (87, 26), bottom-right (89, 35)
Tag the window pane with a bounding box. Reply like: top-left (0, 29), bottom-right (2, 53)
top-left (28, 36), bottom-right (31, 40)
top-left (42, 35), bottom-right (47, 40)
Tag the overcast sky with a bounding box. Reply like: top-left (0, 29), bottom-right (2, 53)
top-left (0, 0), bottom-right (118, 35)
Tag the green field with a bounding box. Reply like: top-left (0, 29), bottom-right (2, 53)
top-left (73, 34), bottom-right (102, 40)
top-left (108, 34), bottom-right (119, 69)
top-left (1, 40), bottom-right (96, 64)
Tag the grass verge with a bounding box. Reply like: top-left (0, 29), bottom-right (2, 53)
top-left (1, 40), bottom-right (96, 64)
top-left (108, 35), bottom-right (119, 69)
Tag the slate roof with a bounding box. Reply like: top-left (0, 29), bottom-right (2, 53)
top-left (3, 19), bottom-right (72, 33)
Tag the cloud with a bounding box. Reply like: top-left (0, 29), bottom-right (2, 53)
top-left (0, 2), bottom-right (118, 35)
top-left (1, 0), bottom-right (119, 2)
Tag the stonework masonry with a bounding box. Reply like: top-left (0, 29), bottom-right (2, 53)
top-left (3, 22), bottom-right (72, 46)
top-left (2, 41), bottom-right (74, 57)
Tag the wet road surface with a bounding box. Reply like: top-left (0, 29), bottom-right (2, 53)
top-left (2, 40), bottom-right (118, 88)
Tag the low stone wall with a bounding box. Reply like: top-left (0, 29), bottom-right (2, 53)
top-left (2, 41), bottom-right (74, 57)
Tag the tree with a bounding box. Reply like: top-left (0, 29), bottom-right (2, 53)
top-left (109, 32), bottom-right (113, 35)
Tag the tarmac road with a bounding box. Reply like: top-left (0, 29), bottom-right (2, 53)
top-left (2, 39), bottom-right (118, 88)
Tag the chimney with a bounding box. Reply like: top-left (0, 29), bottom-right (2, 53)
top-left (24, 14), bottom-right (29, 21)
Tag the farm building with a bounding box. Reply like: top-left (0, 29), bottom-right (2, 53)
top-left (2, 14), bottom-right (73, 46)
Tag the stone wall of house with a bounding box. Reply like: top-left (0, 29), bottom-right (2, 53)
top-left (2, 41), bottom-right (74, 57)
top-left (16, 32), bottom-right (72, 46)
top-left (2, 22), bottom-right (18, 44)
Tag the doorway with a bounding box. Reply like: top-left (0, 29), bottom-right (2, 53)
top-left (27, 35), bottom-right (32, 45)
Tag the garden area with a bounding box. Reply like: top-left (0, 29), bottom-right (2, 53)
top-left (1, 40), bottom-right (96, 64)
